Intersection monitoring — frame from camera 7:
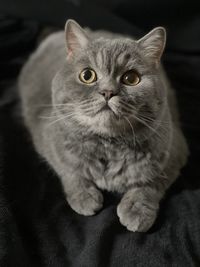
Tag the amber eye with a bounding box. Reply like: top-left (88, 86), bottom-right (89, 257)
top-left (121, 70), bottom-right (140, 86)
top-left (79, 68), bottom-right (97, 84)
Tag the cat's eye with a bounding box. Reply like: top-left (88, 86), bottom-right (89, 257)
top-left (79, 68), bottom-right (97, 84)
top-left (121, 70), bottom-right (140, 86)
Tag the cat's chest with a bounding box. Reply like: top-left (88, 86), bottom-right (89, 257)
top-left (82, 139), bottom-right (125, 173)
top-left (81, 139), bottom-right (151, 193)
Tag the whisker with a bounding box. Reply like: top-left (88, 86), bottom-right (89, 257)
top-left (110, 101), bottom-right (169, 143)
top-left (83, 102), bottom-right (105, 115)
top-left (32, 103), bottom-right (75, 108)
top-left (109, 101), bottom-right (138, 147)
top-left (137, 114), bottom-right (170, 126)
top-left (39, 112), bottom-right (74, 120)
top-left (130, 113), bottom-right (168, 143)
top-left (39, 115), bottom-right (59, 119)
top-left (47, 113), bottom-right (75, 126)
top-left (116, 99), bottom-right (170, 131)
top-left (32, 97), bottom-right (94, 109)
top-left (119, 99), bottom-right (138, 111)
top-left (124, 117), bottom-right (136, 148)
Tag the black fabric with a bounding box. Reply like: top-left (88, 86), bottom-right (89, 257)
top-left (0, 1), bottom-right (200, 266)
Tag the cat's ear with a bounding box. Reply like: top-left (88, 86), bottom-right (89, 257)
top-left (65, 19), bottom-right (89, 57)
top-left (137, 27), bottom-right (166, 68)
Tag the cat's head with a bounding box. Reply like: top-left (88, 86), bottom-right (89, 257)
top-left (52, 19), bottom-right (167, 137)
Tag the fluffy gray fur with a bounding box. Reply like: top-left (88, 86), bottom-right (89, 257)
top-left (19, 20), bottom-right (188, 232)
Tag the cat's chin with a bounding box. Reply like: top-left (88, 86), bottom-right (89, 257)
top-left (73, 109), bottom-right (123, 136)
top-left (95, 107), bottom-right (120, 123)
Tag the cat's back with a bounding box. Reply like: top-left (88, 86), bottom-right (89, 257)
top-left (20, 31), bottom-right (66, 88)
top-left (19, 31), bottom-right (66, 124)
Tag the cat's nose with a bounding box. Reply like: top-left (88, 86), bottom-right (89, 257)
top-left (99, 90), bottom-right (116, 101)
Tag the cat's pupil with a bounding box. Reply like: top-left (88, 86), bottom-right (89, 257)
top-left (125, 73), bottom-right (136, 83)
top-left (83, 70), bottom-right (92, 80)
top-left (121, 70), bottom-right (140, 86)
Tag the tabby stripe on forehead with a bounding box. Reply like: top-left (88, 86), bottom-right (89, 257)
top-left (101, 47), bottom-right (110, 73)
top-left (105, 49), bottom-right (112, 74)
top-left (114, 50), bottom-right (130, 73)
top-left (93, 46), bottom-right (132, 76)
top-left (121, 53), bottom-right (131, 66)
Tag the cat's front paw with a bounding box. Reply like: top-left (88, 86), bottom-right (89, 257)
top-left (117, 193), bottom-right (159, 232)
top-left (67, 185), bottom-right (103, 216)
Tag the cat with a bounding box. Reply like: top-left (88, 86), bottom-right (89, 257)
top-left (19, 19), bottom-right (188, 232)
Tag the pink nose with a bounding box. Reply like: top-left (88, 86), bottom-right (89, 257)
top-left (99, 90), bottom-right (115, 101)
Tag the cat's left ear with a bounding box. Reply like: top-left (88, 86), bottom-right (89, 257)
top-left (137, 27), bottom-right (166, 68)
top-left (65, 19), bottom-right (89, 58)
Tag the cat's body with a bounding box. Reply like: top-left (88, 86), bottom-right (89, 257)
top-left (19, 20), bottom-right (188, 232)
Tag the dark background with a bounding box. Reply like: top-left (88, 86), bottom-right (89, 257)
top-left (0, 0), bottom-right (200, 266)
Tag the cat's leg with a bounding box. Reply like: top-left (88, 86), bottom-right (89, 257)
top-left (44, 134), bottom-right (104, 216)
top-left (117, 185), bottom-right (164, 232)
top-left (62, 175), bottom-right (104, 216)
top-left (117, 129), bottom-right (188, 232)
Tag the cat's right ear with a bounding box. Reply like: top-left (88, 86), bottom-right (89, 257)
top-left (65, 19), bottom-right (89, 58)
top-left (137, 27), bottom-right (166, 68)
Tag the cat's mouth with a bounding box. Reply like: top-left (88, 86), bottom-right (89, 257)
top-left (94, 103), bottom-right (120, 121)
top-left (96, 103), bottom-right (112, 114)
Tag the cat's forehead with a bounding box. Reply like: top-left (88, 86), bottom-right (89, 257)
top-left (86, 39), bottom-right (145, 73)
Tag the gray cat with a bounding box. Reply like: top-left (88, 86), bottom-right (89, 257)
top-left (19, 19), bottom-right (188, 232)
